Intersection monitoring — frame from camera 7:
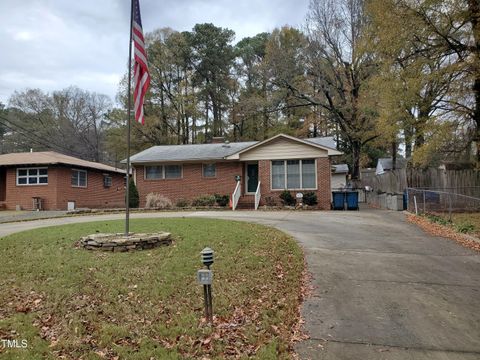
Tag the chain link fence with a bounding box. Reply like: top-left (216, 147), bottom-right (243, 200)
top-left (406, 187), bottom-right (480, 219)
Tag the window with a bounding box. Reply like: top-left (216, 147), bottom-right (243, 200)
top-left (103, 175), bottom-right (112, 187)
top-left (145, 165), bottom-right (182, 180)
top-left (287, 160), bottom-right (300, 188)
top-left (16, 167), bottom-right (48, 185)
top-left (165, 165), bottom-right (182, 179)
top-left (272, 161), bottom-right (285, 189)
top-left (145, 166), bottom-right (163, 180)
top-left (71, 169), bottom-right (87, 187)
top-left (202, 163), bottom-right (216, 178)
top-left (301, 159), bottom-right (316, 188)
top-left (271, 159), bottom-right (317, 190)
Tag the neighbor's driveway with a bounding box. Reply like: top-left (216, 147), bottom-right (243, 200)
top-left (0, 209), bottom-right (479, 359)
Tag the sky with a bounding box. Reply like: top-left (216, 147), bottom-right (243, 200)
top-left (0, 0), bottom-right (310, 106)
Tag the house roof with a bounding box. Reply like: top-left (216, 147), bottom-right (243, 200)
top-left (377, 157), bottom-right (407, 171)
top-left (332, 164), bottom-right (349, 174)
top-left (0, 151), bottom-right (125, 174)
top-left (129, 141), bottom-right (257, 163)
top-left (305, 136), bottom-right (337, 150)
top-left (128, 134), bottom-right (342, 164)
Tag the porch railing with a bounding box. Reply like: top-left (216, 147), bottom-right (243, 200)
top-left (232, 181), bottom-right (241, 211)
top-left (254, 181), bottom-right (261, 210)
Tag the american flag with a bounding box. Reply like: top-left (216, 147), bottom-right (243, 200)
top-left (132, 0), bottom-right (150, 124)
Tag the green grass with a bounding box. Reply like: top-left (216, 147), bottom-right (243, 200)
top-left (0, 218), bottom-right (304, 359)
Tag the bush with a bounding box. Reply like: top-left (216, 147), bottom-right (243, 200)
top-left (214, 194), bottom-right (230, 207)
top-left (128, 179), bottom-right (139, 208)
top-left (279, 190), bottom-right (296, 206)
top-left (175, 198), bottom-right (190, 208)
top-left (145, 193), bottom-right (173, 209)
top-left (264, 196), bottom-right (278, 207)
top-left (303, 191), bottom-right (318, 206)
top-left (191, 195), bottom-right (216, 207)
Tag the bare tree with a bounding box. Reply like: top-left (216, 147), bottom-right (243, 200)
top-left (6, 87), bottom-right (111, 161)
top-left (282, 0), bottom-right (378, 179)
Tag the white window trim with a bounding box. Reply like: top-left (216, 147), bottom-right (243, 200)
top-left (202, 163), bottom-right (217, 178)
top-left (71, 169), bottom-right (88, 188)
top-left (16, 167), bottom-right (48, 186)
top-left (270, 159), bottom-right (318, 191)
top-left (144, 165), bottom-right (183, 180)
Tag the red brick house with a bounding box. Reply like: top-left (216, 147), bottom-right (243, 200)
top-left (0, 151), bottom-right (126, 211)
top-left (130, 134), bottom-right (342, 209)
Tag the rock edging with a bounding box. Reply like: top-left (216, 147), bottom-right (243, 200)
top-left (80, 232), bottom-right (172, 252)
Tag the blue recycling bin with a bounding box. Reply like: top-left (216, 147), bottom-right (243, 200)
top-left (346, 191), bottom-right (359, 210)
top-left (332, 191), bottom-right (345, 210)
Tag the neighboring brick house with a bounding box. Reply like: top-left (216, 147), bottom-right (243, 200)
top-left (130, 134), bottom-right (342, 210)
top-left (0, 151), bottom-right (126, 211)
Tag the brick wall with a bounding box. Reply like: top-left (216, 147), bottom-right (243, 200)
top-left (4, 167), bottom-right (59, 210)
top-left (55, 167), bottom-right (125, 209)
top-left (316, 157), bottom-right (332, 209)
top-left (134, 162), bottom-right (243, 207)
top-left (258, 158), bottom-right (331, 210)
top-left (0, 168), bottom-right (6, 202)
top-left (2, 165), bottom-right (125, 210)
top-left (134, 158), bottom-right (332, 210)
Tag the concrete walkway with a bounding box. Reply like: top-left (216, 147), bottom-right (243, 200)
top-left (0, 209), bottom-right (479, 359)
top-left (0, 210), bottom-right (68, 223)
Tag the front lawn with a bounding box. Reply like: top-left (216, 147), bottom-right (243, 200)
top-left (0, 218), bottom-right (304, 359)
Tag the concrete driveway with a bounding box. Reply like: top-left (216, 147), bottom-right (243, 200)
top-left (0, 209), bottom-right (479, 359)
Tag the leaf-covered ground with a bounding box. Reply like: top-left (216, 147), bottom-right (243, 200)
top-left (0, 218), bottom-right (305, 359)
top-left (406, 213), bottom-right (480, 252)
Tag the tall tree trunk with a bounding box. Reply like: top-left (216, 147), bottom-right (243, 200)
top-left (192, 83), bottom-right (197, 143)
top-left (262, 76), bottom-right (269, 139)
top-left (160, 82), bottom-right (168, 140)
top-left (351, 139), bottom-right (361, 180)
top-left (204, 96), bottom-right (209, 143)
top-left (391, 141), bottom-right (397, 170)
top-left (404, 124), bottom-right (413, 159)
top-left (468, 0), bottom-right (480, 166)
top-left (414, 108), bottom-right (429, 149)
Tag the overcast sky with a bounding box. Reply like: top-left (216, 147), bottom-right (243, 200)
top-left (0, 0), bottom-right (309, 106)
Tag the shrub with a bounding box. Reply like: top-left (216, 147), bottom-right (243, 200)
top-left (145, 193), bottom-right (173, 209)
top-left (191, 195), bottom-right (216, 207)
top-left (175, 198), bottom-right (190, 208)
top-left (279, 190), bottom-right (296, 206)
top-left (303, 191), bottom-right (318, 206)
top-left (128, 179), bottom-right (139, 208)
top-left (214, 194), bottom-right (230, 207)
top-left (264, 196), bottom-right (278, 207)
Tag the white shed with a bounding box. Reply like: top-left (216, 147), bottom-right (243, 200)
top-left (331, 164), bottom-right (349, 190)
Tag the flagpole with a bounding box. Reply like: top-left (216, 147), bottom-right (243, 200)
top-left (125, 0), bottom-right (134, 236)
